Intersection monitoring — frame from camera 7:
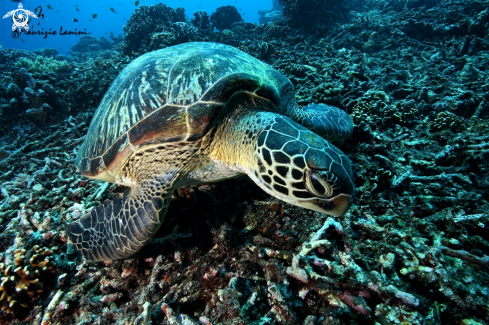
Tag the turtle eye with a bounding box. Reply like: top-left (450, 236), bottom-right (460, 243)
top-left (305, 169), bottom-right (339, 198)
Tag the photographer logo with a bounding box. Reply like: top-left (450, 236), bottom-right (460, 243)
top-left (3, 3), bottom-right (38, 33)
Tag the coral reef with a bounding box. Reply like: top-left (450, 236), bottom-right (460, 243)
top-left (32, 48), bottom-right (59, 58)
top-left (0, 243), bottom-right (55, 315)
top-left (210, 6), bottom-right (244, 31)
top-left (147, 22), bottom-right (198, 51)
top-left (278, 0), bottom-right (347, 30)
top-left (0, 0), bottom-right (489, 323)
top-left (15, 57), bottom-right (71, 74)
top-left (70, 36), bottom-right (114, 53)
top-left (0, 49), bottom-right (130, 136)
top-left (191, 11), bottom-right (211, 30)
top-left (120, 4), bottom-right (186, 55)
top-left (172, 23), bottom-right (198, 42)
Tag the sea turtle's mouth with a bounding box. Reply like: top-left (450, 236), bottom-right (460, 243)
top-left (297, 193), bottom-right (352, 217)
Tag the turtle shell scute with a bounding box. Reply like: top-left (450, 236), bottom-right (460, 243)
top-left (75, 42), bottom-right (292, 180)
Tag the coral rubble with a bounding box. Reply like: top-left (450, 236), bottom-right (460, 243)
top-left (0, 0), bottom-right (488, 323)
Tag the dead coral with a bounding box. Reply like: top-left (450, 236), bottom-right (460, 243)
top-left (0, 0), bottom-right (489, 323)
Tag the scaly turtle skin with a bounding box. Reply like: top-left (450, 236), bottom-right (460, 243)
top-left (67, 42), bottom-right (355, 262)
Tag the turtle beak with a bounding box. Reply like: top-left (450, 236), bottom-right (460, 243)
top-left (297, 193), bottom-right (352, 217)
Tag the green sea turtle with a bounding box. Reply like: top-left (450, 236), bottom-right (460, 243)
top-left (67, 42), bottom-right (355, 262)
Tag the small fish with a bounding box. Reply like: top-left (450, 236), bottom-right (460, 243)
top-left (109, 7), bottom-right (117, 13)
top-left (20, 38), bottom-right (25, 42)
top-left (135, 0), bottom-right (139, 6)
top-left (88, 19), bottom-right (92, 22)
top-left (47, 5), bottom-right (54, 10)
top-left (92, 14), bottom-right (97, 19)
top-left (75, 7), bottom-right (80, 11)
top-left (73, 18), bottom-right (78, 22)
top-left (349, 72), bottom-right (369, 82)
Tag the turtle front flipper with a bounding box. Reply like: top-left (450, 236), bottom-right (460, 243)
top-left (290, 103), bottom-right (353, 142)
top-left (67, 173), bottom-right (178, 262)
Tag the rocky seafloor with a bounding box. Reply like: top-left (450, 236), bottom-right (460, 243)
top-left (0, 0), bottom-right (488, 324)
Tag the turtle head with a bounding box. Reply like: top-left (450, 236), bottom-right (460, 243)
top-left (251, 114), bottom-right (355, 217)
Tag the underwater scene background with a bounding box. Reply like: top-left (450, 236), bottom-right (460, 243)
top-left (0, 0), bottom-right (488, 324)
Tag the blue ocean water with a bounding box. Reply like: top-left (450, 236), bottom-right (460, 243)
top-left (0, 0), bottom-right (272, 54)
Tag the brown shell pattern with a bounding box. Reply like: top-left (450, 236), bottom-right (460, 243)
top-left (75, 42), bottom-right (292, 180)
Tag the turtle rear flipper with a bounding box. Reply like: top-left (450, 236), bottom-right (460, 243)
top-left (67, 175), bottom-right (176, 262)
